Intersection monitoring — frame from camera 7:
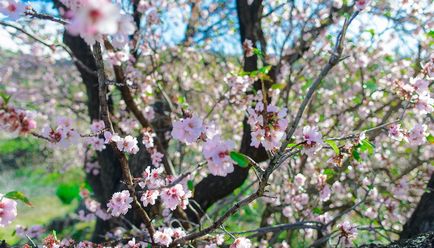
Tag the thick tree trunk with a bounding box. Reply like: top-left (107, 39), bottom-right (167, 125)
top-left (62, 32), bottom-right (124, 241)
top-left (361, 232), bottom-right (434, 248)
top-left (401, 174), bottom-right (434, 239)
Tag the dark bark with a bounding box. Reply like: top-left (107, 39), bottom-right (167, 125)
top-left (401, 174), bottom-right (434, 239)
top-left (62, 31), bottom-right (124, 241)
top-left (361, 232), bottom-right (434, 248)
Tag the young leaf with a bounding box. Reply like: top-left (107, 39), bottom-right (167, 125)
top-left (360, 139), bottom-right (375, 155)
top-left (287, 143), bottom-right (298, 148)
top-left (187, 180), bottom-right (194, 191)
top-left (427, 134), bottom-right (434, 144)
top-left (325, 140), bottom-right (340, 155)
top-left (4, 191), bottom-right (32, 206)
top-left (230, 151), bottom-right (250, 168)
top-left (0, 92), bottom-right (11, 105)
top-left (352, 149), bottom-right (361, 161)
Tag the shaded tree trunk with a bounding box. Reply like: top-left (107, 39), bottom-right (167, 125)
top-left (401, 174), bottom-right (434, 239)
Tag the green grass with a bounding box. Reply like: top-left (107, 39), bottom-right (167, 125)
top-left (0, 164), bottom-right (85, 244)
top-left (0, 195), bottom-right (78, 244)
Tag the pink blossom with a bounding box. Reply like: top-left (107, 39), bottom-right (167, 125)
top-left (90, 120), bottom-right (105, 133)
top-left (171, 116), bottom-right (204, 144)
top-left (230, 237), bottom-right (252, 248)
top-left (410, 78), bottom-right (429, 94)
top-left (0, 193), bottom-right (17, 227)
top-left (319, 185), bottom-right (331, 202)
top-left (0, 0), bottom-right (26, 20)
top-left (294, 173), bottom-right (306, 187)
top-left (203, 136), bottom-right (236, 177)
top-left (160, 184), bottom-right (191, 210)
top-left (140, 167), bottom-right (165, 189)
top-left (151, 151), bottom-right (164, 167)
top-left (301, 126), bottom-right (323, 156)
top-left (172, 227), bottom-right (186, 239)
top-left (337, 221), bottom-right (358, 246)
top-left (153, 228), bottom-right (174, 247)
top-left (42, 118), bottom-right (80, 148)
top-left (414, 95), bottom-right (433, 115)
top-left (142, 130), bottom-right (156, 148)
top-left (408, 123), bottom-right (427, 146)
top-left (107, 190), bottom-right (133, 217)
top-left (282, 206), bottom-right (293, 218)
top-left (87, 137), bottom-right (106, 151)
top-left (65, 0), bottom-right (134, 46)
top-left (113, 135), bottom-right (139, 154)
top-left (355, 0), bottom-right (370, 10)
top-left (388, 123), bottom-right (405, 141)
top-left (247, 99), bottom-right (288, 150)
top-left (140, 190), bottom-right (159, 207)
top-left (108, 51), bottom-right (129, 66)
top-left (0, 105), bottom-right (37, 135)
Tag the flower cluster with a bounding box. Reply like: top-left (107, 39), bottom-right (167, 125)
top-left (104, 131), bottom-right (139, 154)
top-left (300, 126), bottom-right (323, 156)
top-left (107, 190), bottom-right (133, 217)
top-left (160, 184), bottom-right (191, 211)
top-left (42, 117), bottom-right (80, 148)
top-left (355, 0), bottom-right (370, 10)
top-left (203, 135), bottom-right (236, 177)
top-left (337, 221), bottom-right (358, 246)
top-left (0, 193), bottom-right (17, 227)
top-left (0, 104), bottom-right (37, 135)
top-left (230, 237), bottom-right (252, 248)
top-left (61, 0), bottom-right (136, 46)
top-left (138, 167), bottom-right (192, 211)
top-left (142, 128), bottom-right (164, 167)
top-left (247, 93), bottom-right (288, 150)
top-left (153, 227), bottom-right (186, 247)
top-left (387, 123), bottom-right (427, 146)
top-left (225, 75), bottom-right (253, 105)
top-left (0, 0), bottom-right (26, 20)
top-left (171, 115), bottom-right (204, 144)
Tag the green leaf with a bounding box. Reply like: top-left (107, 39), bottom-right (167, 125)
top-left (230, 151), bottom-right (250, 168)
top-left (427, 30), bottom-right (434, 39)
top-left (352, 149), bottom-right (361, 161)
top-left (4, 191), bottom-right (32, 206)
top-left (56, 183), bottom-right (80, 204)
top-left (177, 96), bottom-right (186, 104)
top-left (323, 168), bottom-right (336, 176)
top-left (187, 180), bottom-right (194, 191)
top-left (258, 65), bottom-right (272, 74)
top-left (325, 140), bottom-right (340, 155)
top-left (427, 134), bottom-right (434, 144)
top-left (364, 80), bottom-right (377, 91)
top-left (271, 83), bottom-right (286, 90)
top-left (0, 92), bottom-right (11, 105)
top-left (367, 28), bottom-right (375, 37)
top-left (360, 139), bottom-right (375, 155)
top-left (287, 143), bottom-right (297, 148)
top-left (313, 207), bottom-right (323, 215)
top-left (253, 48), bottom-right (263, 57)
